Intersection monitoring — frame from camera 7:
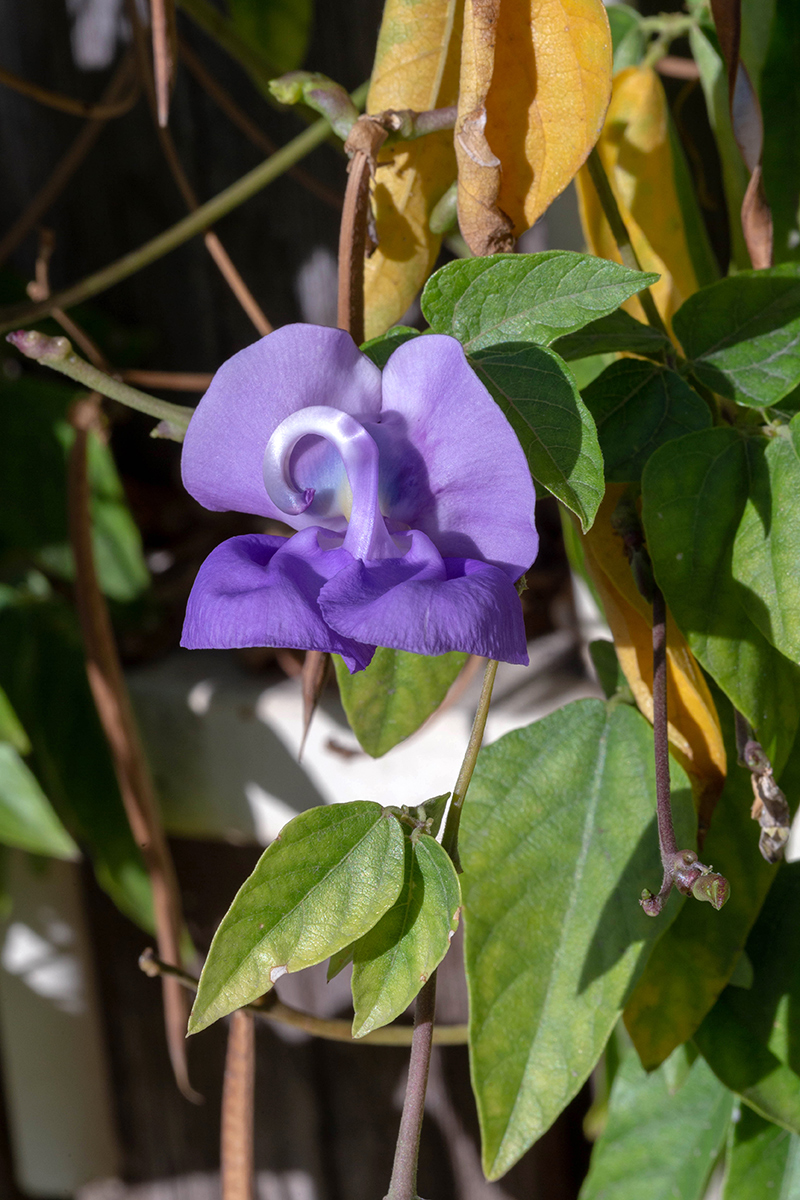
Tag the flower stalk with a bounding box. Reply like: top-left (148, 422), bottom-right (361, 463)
top-left (6, 330), bottom-right (193, 440)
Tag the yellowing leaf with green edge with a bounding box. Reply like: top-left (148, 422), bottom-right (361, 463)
top-left (575, 66), bottom-right (704, 331)
top-left (578, 486), bottom-right (726, 829)
top-left (363, 0), bottom-right (464, 340)
top-left (455, 0), bottom-right (612, 256)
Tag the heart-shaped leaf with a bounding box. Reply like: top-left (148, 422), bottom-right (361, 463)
top-left (470, 342), bottom-right (604, 529)
top-left (421, 252), bottom-right (658, 353)
top-left (461, 698), bottom-right (695, 1178)
top-left (349, 833), bottom-right (460, 1037)
top-left (189, 802), bottom-right (406, 1033)
top-left (333, 647), bottom-right (467, 758)
top-left (582, 359), bottom-right (711, 482)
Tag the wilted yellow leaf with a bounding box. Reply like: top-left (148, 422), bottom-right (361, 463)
top-left (455, 0), bottom-right (612, 256)
top-left (575, 66), bottom-right (701, 329)
top-left (579, 487), bottom-right (726, 831)
top-left (363, 0), bottom-right (464, 340)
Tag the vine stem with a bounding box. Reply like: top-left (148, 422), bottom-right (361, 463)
top-left (0, 82), bottom-right (369, 334)
top-left (139, 950), bottom-right (469, 1045)
top-left (641, 586), bottom-right (731, 915)
top-left (441, 658), bottom-right (499, 863)
top-left (384, 976), bottom-right (437, 1200)
top-left (652, 586), bottom-right (677, 866)
top-left (585, 147), bottom-right (672, 344)
top-left (221, 1010), bottom-right (255, 1200)
top-left (385, 658), bottom-right (499, 1200)
top-left (6, 330), bottom-right (193, 439)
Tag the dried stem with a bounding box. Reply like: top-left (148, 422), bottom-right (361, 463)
top-left (178, 39), bottom-right (343, 211)
top-left (129, 0), bottom-right (271, 336)
top-left (337, 148), bottom-right (372, 345)
top-left (0, 52), bottom-right (139, 269)
top-left (150, 0), bottom-right (176, 127)
top-left (121, 368), bottom-right (213, 391)
top-left (0, 83), bottom-right (369, 334)
top-left (28, 229), bottom-right (110, 370)
top-left (299, 650), bottom-right (332, 761)
top-left (0, 63), bottom-right (139, 119)
top-left (585, 147), bottom-right (672, 344)
top-left (221, 1010), bottom-right (255, 1200)
top-left (384, 976), bottom-right (437, 1200)
top-left (68, 397), bottom-right (198, 1101)
top-left (139, 950), bottom-right (469, 1045)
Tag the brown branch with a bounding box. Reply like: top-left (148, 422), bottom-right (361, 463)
top-left (27, 229), bottom-right (109, 370)
top-left (68, 396), bottom-right (199, 1101)
top-left (178, 39), bottom-right (343, 212)
top-left (150, 0), bottom-right (177, 127)
top-left (221, 1010), bottom-right (255, 1200)
top-left (121, 368), bottom-right (213, 390)
top-left (0, 63), bottom-right (139, 119)
top-left (299, 650), bottom-right (332, 762)
top-left (129, 0), bottom-right (271, 336)
top-left (654, 55), bottom-right (700, 81)
top-left (0, 52), bottom-right (139, 269)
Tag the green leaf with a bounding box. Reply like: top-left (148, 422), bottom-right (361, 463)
top-left (0, 685), bottom-right (30, 754)
top-left (350, 834), bottom-right (460, 1037)
top-left (732, 416), bottom-right (800, 663)
top-left (421, 252), bottom-right (659, 353)
top-left (470, 343), bottom-right (604, 530)
top-left (333, 647), bottom-right (467, 758)
top-left (695, 862), bottom-right (800, 1134)
top-left (607, 5), bottom-right (646, 73)
top-left (624, 686), bottom-right (777, 1070)
top-left (552, 309), bottom-right (671, 362)
top-left (642, 427), bottom-right (800, 770)
top-left (761, 0), bottom-right (800, 265)
top-left (0, 597), bottom-right (154, 932)
top-left (667, 113), bottom-right (721, 293)
top-left (583, 360), bottom-right (711, 483)
top-left (360, 326), bottom-right (420, 369)
top-left (689, 25), bottom-right (751, 271)
top-left (0, 375), bottom-right (149, 601)
top-left (461, 698), bottom-right (696, 1179)
top-left (588, 640), bottom-right (626, 700)
top-left (226, 0), bottom-right (312, 75)
top-left (189, 802), bottom-right (406, 1033)
top-left (579, 1048), bottom-right (733, 1200)
top-left (723, 1107), bottom-right (800, 1199)
top-left (674, 266), bottom-right (800, 408)
top-left (0, 743), bottom-right (79, 859)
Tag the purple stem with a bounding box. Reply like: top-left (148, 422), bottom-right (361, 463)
top-left (384, 975), bottom-right (437, 1200)
top-left (652, 585), bottom-right (677, 864)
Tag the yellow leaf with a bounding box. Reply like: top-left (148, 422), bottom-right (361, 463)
top-left (579, 487), bottom-right (726, 831)
top-left (455, 0), bottom-right (612, 256)
top-left (575, 66), bottom-right (701, 329)
top-left (363, 0), bottom-right (464, 340)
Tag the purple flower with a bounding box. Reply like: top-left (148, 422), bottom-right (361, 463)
top-left (181, 325), bottom-right (537, 672)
